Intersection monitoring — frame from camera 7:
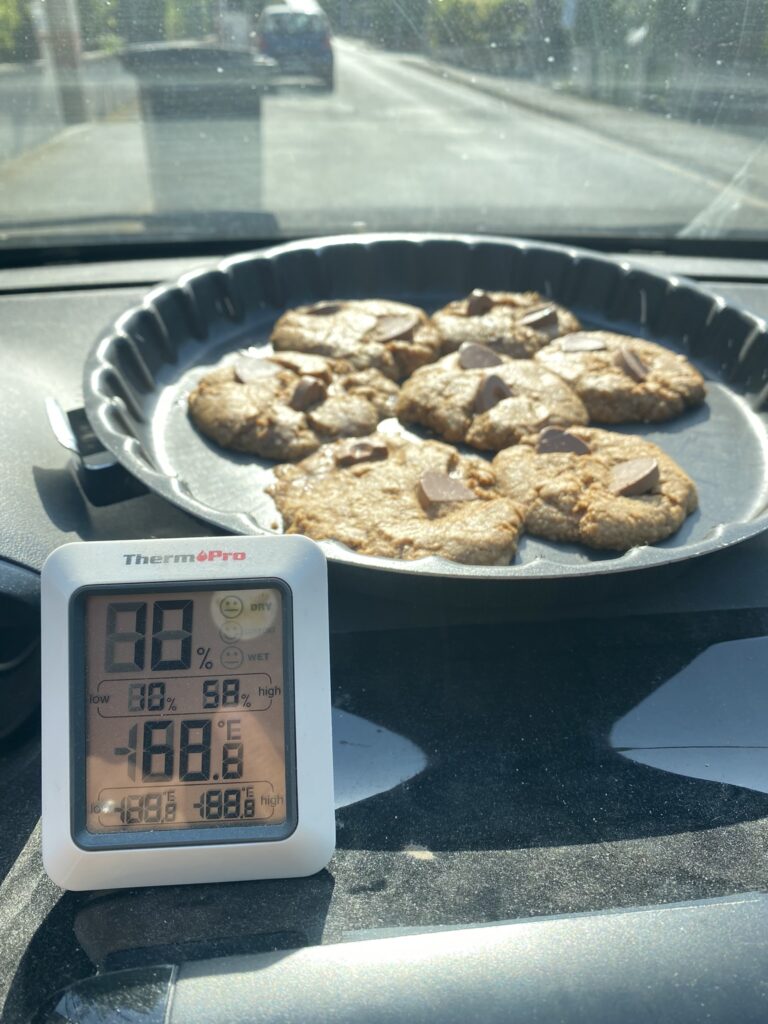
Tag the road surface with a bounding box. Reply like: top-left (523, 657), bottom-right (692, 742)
top-left (0, 38), bottom-right (766, 240)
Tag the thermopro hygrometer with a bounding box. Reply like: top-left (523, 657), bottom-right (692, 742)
top-left (41, 535), bottom-right (334, 890)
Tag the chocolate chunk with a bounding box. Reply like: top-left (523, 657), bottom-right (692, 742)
top-left (290, 375), bottom-right (328, 411)
top-left (519, 304), bottom-right (559, 332)
top-left (458, 342), bottom-right (503, 370)
top-left (234, 357), bottom-right (280, 383)
top-left (560, 335), bottom-right (607, 353)
top-left (367, 313), bottom-right (420, 344)
top-left (306, 301), bottom-right (342, 316)
top-left (537, 427), bottom-right (591, 455)
top-left (465, 289), bottom-right (494, 316)
top-left (334, 440), bottom-right (389, 468)
top-left (615, 346), bottom-right (650, 382)
top-left (489, 294), bottom-right (527, 309)
top-left (417, 470), bottom-right (476, 510)
top-left (609, 458), bottom-right (660, 496)
top-left (474, 374), bottom-right (512, 413)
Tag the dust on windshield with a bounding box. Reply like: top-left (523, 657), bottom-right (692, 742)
top-left (0, 0), bottom-right (766, 247)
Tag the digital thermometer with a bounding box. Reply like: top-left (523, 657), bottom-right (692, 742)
top-left (41, 536), bottom-right (334, 890)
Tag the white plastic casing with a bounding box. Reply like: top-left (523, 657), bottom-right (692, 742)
top-left (41, 535), bottom-right (334, 891)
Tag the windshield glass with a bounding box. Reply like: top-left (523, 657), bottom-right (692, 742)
top-left (0, 0), bottom-right (765, 249)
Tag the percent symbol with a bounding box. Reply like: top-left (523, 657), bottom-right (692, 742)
top-left (197, 646), bottom-right (213, 670)
top-left (241, 693), bottom-right (252, 708)
top-left (167, 698), bottom-right (177, 712)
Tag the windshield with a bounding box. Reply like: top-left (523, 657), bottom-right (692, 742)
top-left (0, 0), bottom-right (765, 250)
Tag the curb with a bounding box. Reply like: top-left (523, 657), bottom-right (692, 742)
top-left (398, 54), bottom-right (768, 206)
top-left (400, 55), bottom-right (585, 130)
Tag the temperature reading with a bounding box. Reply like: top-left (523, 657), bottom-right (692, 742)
top-left (193, 788), bottom-right (257, 821)
top-left (113, 718), bottom-right (244, 783)
top-left (105, 600), bottom-right (193, 674)
top-left (118, 792), bottom-right (177, 825)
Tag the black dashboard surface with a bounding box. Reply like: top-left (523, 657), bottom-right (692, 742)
top-left (1, 256), bottom-right (768, 1022)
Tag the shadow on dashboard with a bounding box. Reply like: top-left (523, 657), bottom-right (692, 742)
top-left (330, 614), bottom-right (768, 854)
top-left (2, 870), bottom-right (334, 1024)
top-left (32, 466), bottom-right (214, 544)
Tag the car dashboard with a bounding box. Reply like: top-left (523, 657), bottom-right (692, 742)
top-left (1, 251), bottom-right (768, 1023)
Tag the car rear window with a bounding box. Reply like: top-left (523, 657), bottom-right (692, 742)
top-left (261, 12), bottom-right (328, 33)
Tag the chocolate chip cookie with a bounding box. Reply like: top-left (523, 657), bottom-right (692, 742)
top-left (188, 351), bottom-right (398, 462)
top-left (432, 289), bottom-right (580, 358)
top-left (270, 299), bottom-right (441, 381)
top-left (396, 345), bottom-right (588, 452)
top-left (269, 434), bottom-right (526, 565)
top-left (493, 426), bottom-right (698, 550)
top-left (535, 331), bottom-right (705, 423)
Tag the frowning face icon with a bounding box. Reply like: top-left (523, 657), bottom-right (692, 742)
top-left (219, 595), bottom-right (243, 618)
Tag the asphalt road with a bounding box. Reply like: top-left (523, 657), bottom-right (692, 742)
top-left (0, 38), bottom-right (766, 239)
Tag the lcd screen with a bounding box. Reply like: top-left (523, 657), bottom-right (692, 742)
top-left (82, 587), bottom-right (288, 833)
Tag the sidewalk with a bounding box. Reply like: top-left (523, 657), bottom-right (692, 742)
top-left (0, 52), bottom-right (137, 164)
top-left (399, 53), bottom-right (768, 209)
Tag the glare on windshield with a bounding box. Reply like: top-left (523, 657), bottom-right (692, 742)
top-left (0, 0), bottom-right (765, 246)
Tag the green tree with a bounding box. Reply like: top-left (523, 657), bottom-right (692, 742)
top-left (0, 0), bottom-right (38, 61)
top-left (78, 0), bottom-right (119, 50)
top-left (426, 0), bottom-right (533, 50)
top-left (165, 0), bottom-right (214, 40)
top-left (0, 0), bottom-right (23, 53)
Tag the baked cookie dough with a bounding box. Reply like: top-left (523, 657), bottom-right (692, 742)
top-left (269, 434), bottom-right (526, 565)
top-left (432, 289), bottom-right (580, 358)
top-left (270, 299), bottom-right (441, 380)
top-left (188, 350), bottom-right (398, 462)
top-left (396, 345), bottom-right (588, 451)
top-left (492, 426), bottom-right (698, 551)
top-left (535, 331), bottom-right (705, 423)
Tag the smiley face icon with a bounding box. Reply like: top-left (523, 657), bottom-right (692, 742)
top-left (219, 620), bottom-right (243, 643)
top-left (219, 595), bottom-right (243, 619)
top-left (221, 646), bottom-right (244, 670)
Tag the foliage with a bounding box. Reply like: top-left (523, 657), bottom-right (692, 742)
top-left (0, 0), bottom-right (37, 61)
top-left (573, 0), bottom-right (768, 67)
top-left (0, 0), bottom-right (22, 53)
top-left (165, 0), bottom-right (214, 40)
top-left (425, 0), bottom-right (534, 49)
top-left (110, 0), bottom-right (214, 45)
top-left (78, 0), bottom-right (119, 51)
top-left (0, 0), bottom-right (26, 59)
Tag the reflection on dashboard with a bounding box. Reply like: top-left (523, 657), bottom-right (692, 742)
top-left (332, 708), bottom-right (427, 809)
top-left (611, 637), bottom-right (768, 795)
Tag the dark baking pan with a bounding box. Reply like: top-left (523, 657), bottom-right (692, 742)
top-left (83, 233), bottom-right (768, 581)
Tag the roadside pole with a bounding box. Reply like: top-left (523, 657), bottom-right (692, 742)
top-left (42, 0), bottom-right (87, 124)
